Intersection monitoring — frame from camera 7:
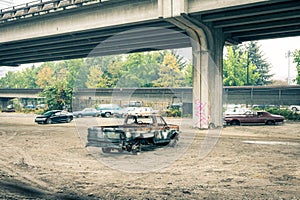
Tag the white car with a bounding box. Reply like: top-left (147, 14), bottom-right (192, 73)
top-left (127, 107), bottom-right (156, 115)
top-left (289, 105), bottom-right (300, 112)
top-left (224, 107), bottom-right (252, 115)
top-left (113, 107), bottom-right (135, 118)
top-left (96, 104), bottom-right (122, 118)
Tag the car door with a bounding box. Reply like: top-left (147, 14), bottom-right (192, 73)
top-left (53, 111), bottom-right (66, 122)
top-left (83, 108), bottom-right (91, 116)
top-left (156, 116), bottom-right (169, 140)
top-left (246, 112), bottom-right (264, 124)
top-left (49, 111), bottom-right (60, 123)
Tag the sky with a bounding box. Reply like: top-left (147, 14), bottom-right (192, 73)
top-left (258, 36), bottom-right (299, 82)
top-left (0, 1), bottom-right (299, 83)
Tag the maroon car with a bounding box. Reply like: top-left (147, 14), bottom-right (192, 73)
top-left (225, 111), bottom-right (285, 126)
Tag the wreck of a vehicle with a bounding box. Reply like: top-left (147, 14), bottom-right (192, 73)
top-left (86, 114), bottom-right (180, 154)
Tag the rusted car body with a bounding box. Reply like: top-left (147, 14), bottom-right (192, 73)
top-left (225, 111), bottom-right (285, 126)
top-left (86, 114), bottom-right (180, 154)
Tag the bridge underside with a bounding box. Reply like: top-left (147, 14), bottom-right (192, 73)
top-left (1, 0), bottom-right (300, 128)
top-left (0, 0), bottom-right (300, 66)
top-left (0, 21), bottom-right (191, 66)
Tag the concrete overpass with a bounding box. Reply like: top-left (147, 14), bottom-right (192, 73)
top-left (1, 0), bottom-right (300, 128)
top-left (1, 0), bottom-right (300, 66)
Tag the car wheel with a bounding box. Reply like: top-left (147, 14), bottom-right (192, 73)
top-left (46, 118), bottom-right (52, 124)
top-left (117, 149), bottom-right (124, 153)
top-left (230, 120), bottom-right (240, 126)
top-left (78, 114), bottom-right (82, 118)
top-left (291, 107), bottom-right (298, 112)
top-left (208, 123), bottom-right (216, 129)
top-left (66, 117), bottom-right (71, 123)
top-left (102, 148), bottom-right (111, 153)
top-left (266, 120), bottom-right (275, 125)
top-left (104, 112), bottom-right (111, 118)
top-left (168, 133), bottom-right (179, 147)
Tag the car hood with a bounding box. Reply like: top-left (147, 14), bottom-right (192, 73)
top-left (270, 114), bottom-right (285, 119)
top-left (35, 115), bottom-right (47, 118)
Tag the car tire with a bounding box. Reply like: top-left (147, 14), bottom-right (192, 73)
top-left (169, 133), bottom-right (179, 147)
top-left (266, 120), bottom-right (275, 125)
top-left (230, 120), bottom-right (240, 126)
top-left (46, 118), bottom-right (52, 124)
top-left (78, 114), bottom-right (82, 118)
top-left (102, 148), bottom-right (111, 153)
top-left (66, 117), bottom-right (71, 123)
top-left (104, 112), bottom-right (111, 118)
top-left (291, 107), bottom-right (298, 112)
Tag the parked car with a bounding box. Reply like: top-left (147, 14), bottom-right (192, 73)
top-left (127, 107), bottom-right (156, 116)
top-left (224, 107), bottom-right (252, 115)
top-left (35, 110), bottom-right (73, 124)
top-left (289, 105), bottom-right (300, 112)
top-left (252, 104), bottom-right (280, 110)
top-left (96, 104), bottom-right (122, 118)
top-left (24, 104), bottom-right (37, 109)
top-left (1, 108), bottom-right (16, 112)
top-left (224, 111), bottom-right (285, 126)
top-left (72, 108), bottom-right (100, 118)
top-left (113, 107), bottom-right (135, 118)
top-left (2, 105), bottom-right (16, 112)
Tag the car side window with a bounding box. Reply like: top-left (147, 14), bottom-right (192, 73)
top-left (157, 116), bottom-right (166, 126)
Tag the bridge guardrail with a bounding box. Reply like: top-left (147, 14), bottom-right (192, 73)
top-left (0, 0), bottom-right (107, 23)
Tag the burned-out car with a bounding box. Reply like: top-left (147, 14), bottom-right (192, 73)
top-left (86, 114), bottom-right (180, 154)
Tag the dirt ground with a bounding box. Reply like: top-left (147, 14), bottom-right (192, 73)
top-left (0, 113), bottom-right (299, 200)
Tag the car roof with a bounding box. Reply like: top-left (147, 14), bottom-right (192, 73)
top-left (127, 113), bottom-right (160, 117)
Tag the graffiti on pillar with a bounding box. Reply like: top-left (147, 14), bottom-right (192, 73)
top-left (194, 100), bottom-right (208, 127)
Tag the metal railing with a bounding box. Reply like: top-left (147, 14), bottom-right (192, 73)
top-left (0, 0), bottom-right (108, 23)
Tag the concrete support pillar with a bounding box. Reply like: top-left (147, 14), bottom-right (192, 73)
top-left (192, 48), bottom-right (210, 129)
top-left (209, 28), bottom-right (225, 128)
top-left (166, 14), bottom-right (224, 129)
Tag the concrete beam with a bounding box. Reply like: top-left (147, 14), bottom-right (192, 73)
top-left (188, 0), bottom-right (270, 13)
top-left (0, 0), bottom-right (270, 43)
top-left (0, 0), bottom-right (160, 43)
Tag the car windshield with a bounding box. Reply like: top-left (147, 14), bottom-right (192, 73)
top-left (43, 111), bottom-right (54, 117)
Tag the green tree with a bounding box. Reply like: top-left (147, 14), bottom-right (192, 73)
top-left (223, 46), bottom-right (246, 86)
top-left (0, 66), bottom-right (38, 88)
top-left (294, 49), bottom-right (300, 84)
top-left (154, 52), bottom-right (186, 87)
top-left (38, 59), bottom-right (83, 110)
top-left (0, 71), bottom-right (18, 88)
top-left (85, 56), bottom-right (122, 88)
top-left (246, 41), bottom-right (273, 85)
top-left (183, 63), bottom-right (193, 86)
top-left (223, 45), bottom-right (261, 86)
top-left (36, 66), bottom-right (54, 88)
top-left (86, 65), bottom-right (104, 88)
top-left (19, 66), bottom-right (39, 88)
top-left (118, 52), bottom-right (160, 87)
top-left (41, 81), bottom-right (72, 110)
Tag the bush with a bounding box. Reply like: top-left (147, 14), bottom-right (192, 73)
top-left (166, 108), bottom-right (182, 117)
top-left (266, 108), bottom-right (300, 121)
